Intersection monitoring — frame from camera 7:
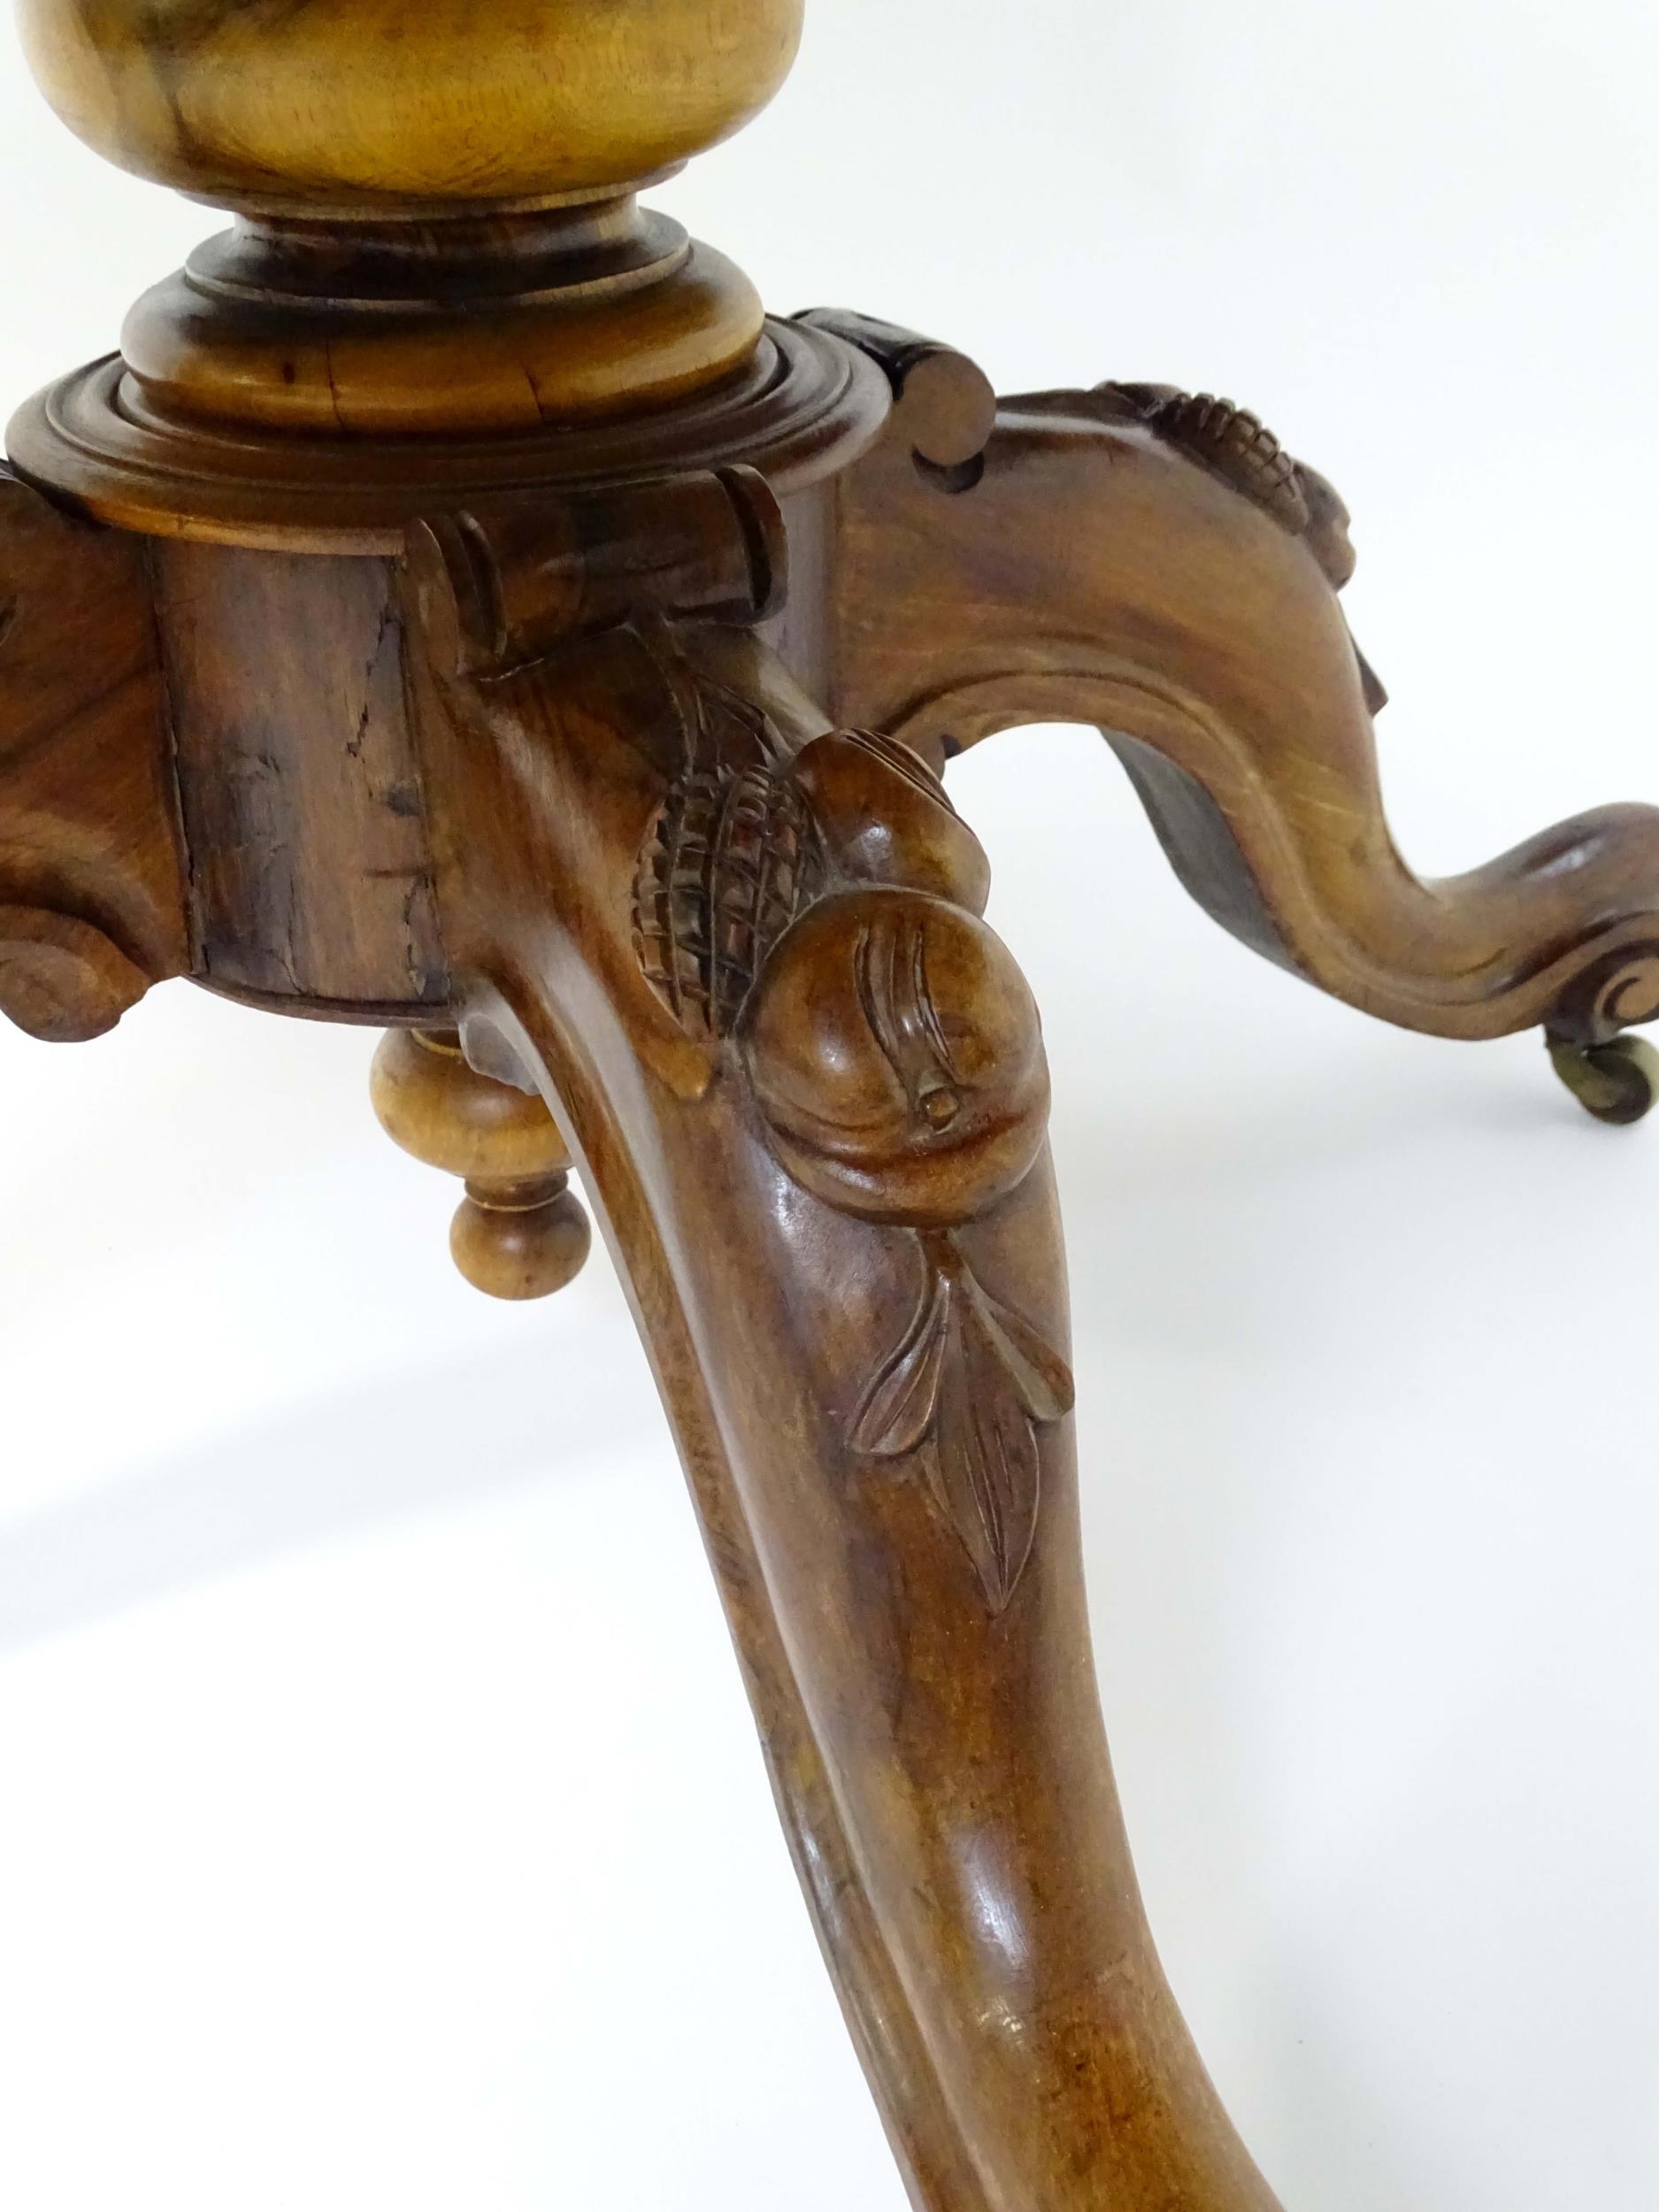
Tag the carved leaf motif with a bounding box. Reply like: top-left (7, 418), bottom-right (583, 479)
top-left (853, 1239), bottom-right (1075, 1613)
top-left (961, 1271), bottom-right (1076, 1427)
top-left (850, 1263), bottom-right (951, 1458)
top-left (1094, 381), bottom-right (1357, 590)
top-left (933, 1316), bottom-right (1044, 1616)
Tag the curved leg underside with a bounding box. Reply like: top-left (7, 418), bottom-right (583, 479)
top-left (400, 584), bottom-right (1286, 2212)
top-left (0, 467), bottom-right (188, 1041)
top-left (818, 371), bottom-right (1659, 1058)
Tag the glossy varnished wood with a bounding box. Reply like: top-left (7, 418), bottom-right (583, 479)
top-left (10, 315), bottom-right (887, 554)
top-left (818, 360), bottom-right (1659, 1070)
top-left (19, 0), bottom-right (803, 207)
top-left (3, 6), bottom-right (1657, 2208)
top-left (371, 1027), bottom-right (592, 1300)
top-left (6, 0), bottom-right (875, 545)
top-left (397, 581), bottom-right (1279, 2208)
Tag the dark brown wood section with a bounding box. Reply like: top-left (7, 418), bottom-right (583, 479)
top-left (153, 544), bottom-right (448, 1013)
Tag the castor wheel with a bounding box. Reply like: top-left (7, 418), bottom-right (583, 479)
top-left (370, 1028), bottom-right (593, 1301)
top-left (1547, 1032), bottom-right (1659, 1127)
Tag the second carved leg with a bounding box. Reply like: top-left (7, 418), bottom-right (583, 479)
top-left (810, 318), bottom-right (1659, 1122)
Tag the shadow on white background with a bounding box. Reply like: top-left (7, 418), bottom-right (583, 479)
top-left (3, 3), bottom-right (1658, 2207)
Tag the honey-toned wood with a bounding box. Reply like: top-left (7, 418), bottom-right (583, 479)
top-left (10, 314), bottom-right (887, 553)
top-left (4, 9), bottom-right (1658, 2209)
top-left (19, 0), bottom-right (803, 209)
top-left (5, 1), bottom-right (876, 546)
top-left (121, 216), bottom-right (765, 439)
top-left (371, 1027), bottom-right (592, 1300)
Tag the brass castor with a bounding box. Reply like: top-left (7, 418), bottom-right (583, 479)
top-left (370, 1028), bottom-right (592, 1301)
top-left (1547, 1032), bottom-right (1659, 1127)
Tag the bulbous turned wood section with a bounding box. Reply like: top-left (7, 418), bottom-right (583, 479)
top-left (4, 1), bottom-right (876, 547)
top-left (370, 1027), bottom-right (592, 1301)
top-left (19, 0), bottom-right (803, 207)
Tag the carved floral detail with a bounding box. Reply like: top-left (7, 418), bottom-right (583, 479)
top-left (792, 727), bottom-right (992, 915)
top-left (633, 666), bottom-right (990, 1052)
top-left (854, 1233), bottom-right (1074, 1613)
top-left (741, 887), bottom-right (1048, 1228)
top-left (634, 644), bottom-right (1070, 1609)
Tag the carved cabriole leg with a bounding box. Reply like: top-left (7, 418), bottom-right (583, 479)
top-left (396, 546), bottom-right (1284, 2210)
top-left (815, 350), bottom-right (1659, 1093)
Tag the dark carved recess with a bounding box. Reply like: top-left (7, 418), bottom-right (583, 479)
top-left (633, 672), bottom-right (825, 1042)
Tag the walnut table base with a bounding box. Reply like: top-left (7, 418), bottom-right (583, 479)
top-left (4, 6), bottom-right (1655, 2208)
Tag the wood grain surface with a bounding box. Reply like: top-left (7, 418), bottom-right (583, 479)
top-left (3, 10), bottom-right (1656, 2203)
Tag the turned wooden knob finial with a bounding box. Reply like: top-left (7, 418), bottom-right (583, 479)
top-left (370, 1029), bottom-right (592, 1303)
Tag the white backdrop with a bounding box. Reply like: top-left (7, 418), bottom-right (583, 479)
top-left (3, 4), bottom-right (1657, 2208)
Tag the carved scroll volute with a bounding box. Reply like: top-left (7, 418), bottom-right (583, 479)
top-left (797, 309), bottom-right (997, 481)
top-left (0, 467), bottom-right (188, 1041)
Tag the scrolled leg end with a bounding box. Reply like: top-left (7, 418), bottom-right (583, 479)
top-left (0, 905), bottom-right (152, 1042)
top-left (1545, 943), bottom-right (1659, 1125)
